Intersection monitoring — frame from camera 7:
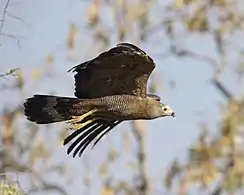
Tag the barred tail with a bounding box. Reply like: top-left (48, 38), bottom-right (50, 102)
top-left (24, 94), bottom-right (86, 124)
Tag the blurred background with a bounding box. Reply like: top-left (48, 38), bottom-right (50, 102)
top-left (0, 0), bottom-right (244, 194)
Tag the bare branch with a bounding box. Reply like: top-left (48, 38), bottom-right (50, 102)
top-left (0, 0), bottom-right (10, 36)
top-left (0, 152), bottom-right (69, 195)
top-left (0, 0), bottom-right (23, 47)
top-left (211, 79), bottom-right (233, 100)
top-left (170, 45), bottom-right (218, 68)
top-left (0, 68), bottom-right (20, 77)
top-left (27, 172), bottom-right (70, 195)
top-left (6, 12), bottom-right (30, 27)
top-left (131, 121), bottom-right (149, 195)
top-left (1, 33), bottom-right (22, 48)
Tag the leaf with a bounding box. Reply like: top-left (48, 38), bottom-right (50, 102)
top-left (99, 163), bottom-right (108, 177)
top-left (0, 181), bottom-right (25, 195)
top-left (172, 0), bottom-right (185, 9)
top-left (87, 2), bottom-right (99, 27)
top-left (118, 25), bottom-right (126, 42)
top-left (202, 164), bottom-right (219, 187)
top-left (45, 54), bottom-right (54, 68)
top-left (30, 69), bottom-right (42, 80)
top-left (7, 68), bottom-right (20, 76)
top-left (15, 69), bottom-right (24, 90)
top-left (164, 160), bottom-right (181, 189)
top-left (122, 132), bottom-right (130, 153)
top-left (165, 20), bottom-right (173, 38)
top-left (0, 68), bottom-right (19, 77)
top-left (100, 186), bottom-right (114, 195)
top-left (107, 148), bottom-right (118, 163)
top-left (185, 6), bottom-right (208, 32)
top-left (128, 162), bottom-right (137, 170)
top-left (83, 176), bottom-right (91, 187)
top-left (67, 24), bottom-right (78, 50)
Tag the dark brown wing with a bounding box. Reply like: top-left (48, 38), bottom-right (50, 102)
top-left (147, 94), bottom-right (161, 101)
top-left (68, 43), bottom-right (155, 99)
top-left (64, 119), bottom-right (121, 157)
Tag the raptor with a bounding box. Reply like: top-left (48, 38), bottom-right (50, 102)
top-left (24, 43), bottom-right (175, 157)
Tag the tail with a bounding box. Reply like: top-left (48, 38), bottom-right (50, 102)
top-left (24, 94), bottom-right (88, 124)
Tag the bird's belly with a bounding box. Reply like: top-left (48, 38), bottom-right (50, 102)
top-left (105, 107), bottom-right (147, 121)
top-left (96, 95), bottom-right (148, 120)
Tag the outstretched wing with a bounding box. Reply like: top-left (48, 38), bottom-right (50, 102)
top-left (68, 43), bottom-right (155, 99)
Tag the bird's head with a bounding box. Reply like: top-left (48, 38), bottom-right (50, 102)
top-left (147, 99), bottom-right (175, 119)
top-left (159, 103), bottom-right (175, 117)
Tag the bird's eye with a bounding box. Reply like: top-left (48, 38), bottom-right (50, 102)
top-left (163, 108), bottom-right (167, 111)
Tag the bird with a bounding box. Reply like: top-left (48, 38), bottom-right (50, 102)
top-left (24, 43), bottom-right (175, 157)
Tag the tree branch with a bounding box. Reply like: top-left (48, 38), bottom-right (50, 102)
top-left (131, 121), bottom-right (149, 195)
top-left (0, 0), bottom-right (10, 36)
top-left (0, 148), bottom-right (69, 195)
top-left (170, 45), bottom-right (218, 68)
top-left (211, 79), bottom-right (233, 100)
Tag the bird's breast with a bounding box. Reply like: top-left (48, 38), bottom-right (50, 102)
top-left (102, 95), bottom-right (149, 120)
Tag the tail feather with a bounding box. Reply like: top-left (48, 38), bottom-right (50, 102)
top-left (24, 94), bottom-right (86, 124)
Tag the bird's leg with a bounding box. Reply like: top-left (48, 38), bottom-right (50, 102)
top-left (68, 119), bottom-right (94, 131)
top-left (68, 116), bottom-right (106, 131)
top-left (66, 109), bottom-right (98, 124)
top-left (66, 109), bottom-right (106, 131)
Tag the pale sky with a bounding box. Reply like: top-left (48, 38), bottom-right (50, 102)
top-left (0, 0), bottom-right (240, 194)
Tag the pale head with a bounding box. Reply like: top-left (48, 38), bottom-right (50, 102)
top-left (147, 99), bottom-right (175, 119)
top-left (160, 103), bottom-right (175, 117)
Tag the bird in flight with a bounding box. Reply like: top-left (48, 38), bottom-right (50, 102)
top-left (24, 43), bottom-right (175, 157)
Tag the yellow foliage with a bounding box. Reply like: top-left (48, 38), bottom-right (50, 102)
top-left (100, 186), bottom-right (114, 195)
top-left (30, 141), bottom-right (50, 166)
top-left (2, 112), bottom-right (14, 150)
top-left (107, 148), bottom-right (118, 162)
top-left (218, 136), bottom-right (231, 148)
top-left (122, 132), bottom-right (130, 153)
top-left (201, 164), bottom-right (219, 187)
top-left (99, 163), bottom-right (108, 177)
top-left (185, 6), bottom-right (208, 32)
top-left (45, 54), bottom-right (54, 68)
top-left (83, 176), bottom-right (91, 186)
top-left (178, 178), bottom-right (187, 195)
top-left (233, 157), bottom-right (244, 173)
top-left (128, 162), bottom-right (137, 170)
top-left (171, 0), bottom-right (198, 9)
top-left (127, 3), bottom-right (148, 21)
top-left (87, 2), bottom-right (99, 26)
top-left (67, 24), bottom-right (78, 50)
top-left (30, 69), bottom-right (42, 80)
top-left (58, 127), bottom-right (69, 145)
top-left (185, 18), bottom-right (208, 32)
top-left (118, 25), bottom-right (125, 42)
top-left (0, 181), bottom-right (24, 195)
top-left (15, 69), bottom-right (24, 90)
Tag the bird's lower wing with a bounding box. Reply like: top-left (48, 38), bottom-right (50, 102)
top-left (63, 119), bottom-right (122, 157)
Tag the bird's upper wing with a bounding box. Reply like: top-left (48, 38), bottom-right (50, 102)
top-left (147, 94), bottom-right (161, 101)
top-left (68, 43), bottom-right (156, 99)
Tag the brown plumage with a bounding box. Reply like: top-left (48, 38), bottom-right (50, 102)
top-left (24, 43), bottom-right (175, 157)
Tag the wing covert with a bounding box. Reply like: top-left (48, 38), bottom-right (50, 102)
top-left (69, 43), bottom-right (155, 99)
